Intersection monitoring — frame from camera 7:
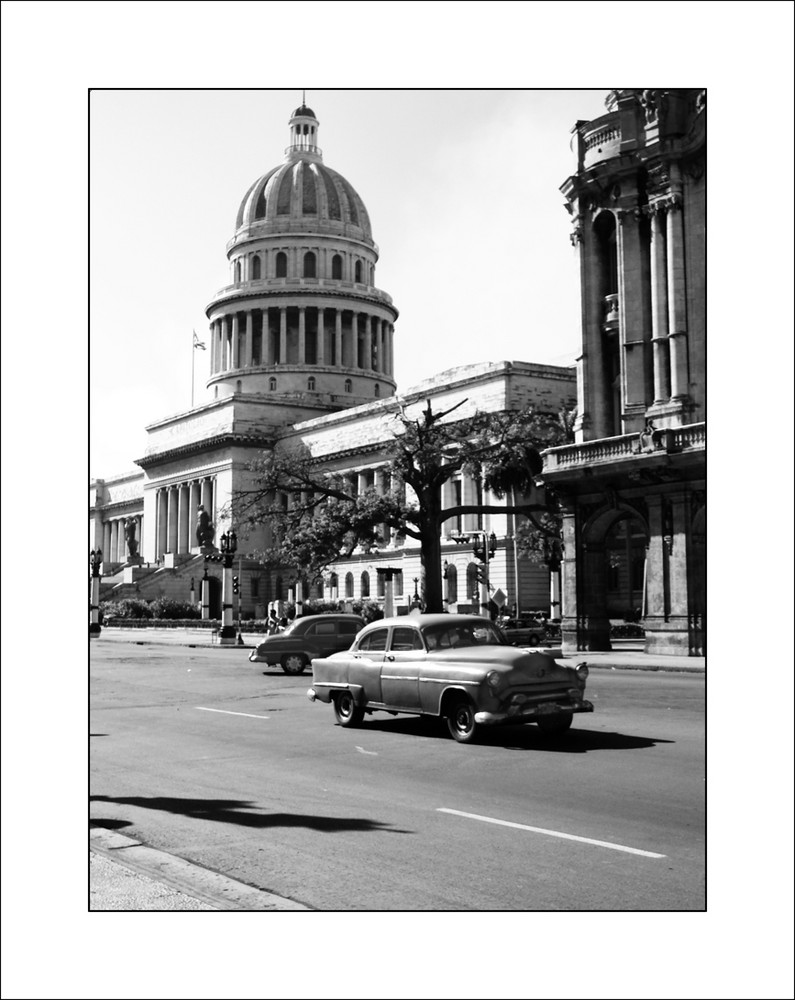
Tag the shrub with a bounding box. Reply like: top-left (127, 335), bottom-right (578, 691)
top-left (150, 598), bottom-right (201, 620)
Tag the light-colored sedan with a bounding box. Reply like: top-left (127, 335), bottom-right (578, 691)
top-left (307, 614), bottom-right (592, 743)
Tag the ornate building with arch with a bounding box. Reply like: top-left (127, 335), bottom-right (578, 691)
top-left (544, 89), bottom-right (706, 655)
top-left (90, 101), bottom-right (577, 619)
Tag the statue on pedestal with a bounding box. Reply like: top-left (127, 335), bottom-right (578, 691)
top-left (125, 518), bottom-right (139, 561)
top-left (196, 505), bottom-right (216, 551)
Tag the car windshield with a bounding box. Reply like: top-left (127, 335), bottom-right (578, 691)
top-left (422, 621), bottom-right (506, 650)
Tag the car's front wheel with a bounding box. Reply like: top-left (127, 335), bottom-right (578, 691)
top-left (281, 653), bottom-right (308, 675)
top-left (536, 713), bottom-right (573, 734)
top-left (333, 691), bottom-right (364, 727)
top-left (446, 697), bottom-right (478, 743)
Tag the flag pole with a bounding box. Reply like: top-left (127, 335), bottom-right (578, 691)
top-left (191, 328), bottom-right (195, 409)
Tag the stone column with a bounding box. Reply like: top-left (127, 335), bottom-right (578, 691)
top-left (376, 320), bottom-right (384, 373)
top-left (335, 310), bottom-right (343, 367)
top-left (666, 194), bottom-right (689, 399)
top-left (214, 320), bottom-right (222, 374)
top-left (263, 310), bottom-right (273, 365)
top-left (572, 206), bottom-right (611, 440)
top-left (643, 494), bottom-right (668, 636)
top-left (231, 314), bottom-right (240, 369)
top-left (137, 515), bottom-right (143, 559)
top-left (167, 486), bottom-right (178, 552)
top-left (243, 312), bottom-right (253, 367)
top-left (279, 308), bottom-right (287, 364)
top-left (298, 307), bottom-right (306, 364)
top-left (189, 482), bottom-right (201, 550)
top-left (317, 308), bottom-right (325, 365)
top-left (666, 491), bottom-right (691, 647)
top-left (363, 314), bottom-right (373, 370)
top-left (103, 521), bottom-right (112, 562)
top-left (617, 209), bottom-right (650, 420)
top-left (177, 484), bottom-right (188, 553)
top-left (157, 489), bottom-right (168, 558)
top-left (650, 207), bottom-right (671, 403)
top-left (388, 324), bottom-right (395, 376)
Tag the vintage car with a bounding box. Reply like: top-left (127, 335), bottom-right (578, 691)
top-left (499, 614), bottom-right (547, 647)
top-left (307, 613), bottom-right (592, 743)
top-left (249, 613), bottom-right (365, 674)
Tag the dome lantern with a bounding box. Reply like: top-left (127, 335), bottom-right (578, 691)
top-left (287, 102), bottom-right (321, 162)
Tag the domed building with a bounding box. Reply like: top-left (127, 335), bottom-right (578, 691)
top-left (207, 104), bottom-right (398, 405)
top-left (90, 101), bottom-right (577, 623)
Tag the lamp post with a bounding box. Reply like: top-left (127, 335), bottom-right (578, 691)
top-left (204, 530), bottom-right (237, 644)
top-left (410, 576), bottom-right (422, 612)
top-left (89, 549), bottom-right (103, 637)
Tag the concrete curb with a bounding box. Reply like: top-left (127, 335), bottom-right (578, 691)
top-left (90, 828), bottom-right (311, 911)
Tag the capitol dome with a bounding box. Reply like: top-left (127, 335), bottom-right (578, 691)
top-left (204, 101), bottom-right (398, 409)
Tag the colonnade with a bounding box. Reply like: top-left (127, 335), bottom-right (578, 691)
top-left (209, 307), bottom-right (395, 377)
top-left (154, 477), bottom-right (216, 558)
top-left (102, 515), bottom-right (143, 565)
top-left (648, 198), bottom-right (689, 403)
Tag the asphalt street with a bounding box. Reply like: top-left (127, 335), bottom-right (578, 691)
top-left (90, 640), bottom-right (705, 911)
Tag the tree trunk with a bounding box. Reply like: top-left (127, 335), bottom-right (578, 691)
top-left (418, 486), bottom-right (445, 613)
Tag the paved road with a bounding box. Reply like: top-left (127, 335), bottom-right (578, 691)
top-left (90, 642), bottom-right (705, 910)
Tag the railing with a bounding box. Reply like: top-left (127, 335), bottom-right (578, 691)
top-left (209, 277), bottom-right (394, 306)
top-left (545, 422), bottom-right (705, 469)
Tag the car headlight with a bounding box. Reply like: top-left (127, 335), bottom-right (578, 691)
top-left (486, 670), bottom-right (501, 689)
top-left (576, 662), bottom-right (589, 682)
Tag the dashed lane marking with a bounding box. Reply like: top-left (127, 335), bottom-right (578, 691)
top-left (437, 808), bottom-right (666, 858)
top-left (196, 707), bottom-right (270, 720)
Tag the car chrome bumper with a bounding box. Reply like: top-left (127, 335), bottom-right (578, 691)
top-left (475, 700), bottom-right (594, 726)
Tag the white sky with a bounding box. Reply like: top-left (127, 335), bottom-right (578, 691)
top-left (89, 87), bottom-right (610, 478)
top-left (2, 3), bottom-right (794, 1000)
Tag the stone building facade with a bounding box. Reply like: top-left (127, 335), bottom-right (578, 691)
top-left (90, 102), bottom-right (577, 618)
top-left (544, 89), bottom-right (706, 655)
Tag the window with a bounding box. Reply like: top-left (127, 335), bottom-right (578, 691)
top-left (251, 578), bottom-right (260, 598)
top-left (390, 627), bottom-right (423, 652)
top-left (269, 377), bottom-right (277, 391)
top-left (344, 379), bottom-right (352, 393)
top-left (234, 260), bottom-right (241, 283)
top-left (251, 255), bottom-right (261, 279)
top-left (303, 251), bottom-right (316, 278)
top-left (354, 260), bottom-right (362, 283)
top-left (307, 622), bottom-right (336, 636)
top-left (332, 254), bottom-right (342, 279)
top-left (374, 383), bottom-right (380, 397)
top-left (445, 563), bottom-right (458, 604)
top-left (345, 572), bottom-right (354, 598)
top-left (275, 252), bottom-right (287, 277)
top-left (307, 376), bottom-right (316, 391)
top-left (236, 380), bottom-right (242, 393)
top-left (358, 628), bottom-right (389, 652)
top-left (361, 571), bottom-right (370, 597)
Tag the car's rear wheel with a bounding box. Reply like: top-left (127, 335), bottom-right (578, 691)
top-left (446, 697), bottom-right (478, 743)
top-left (333, 690), bottom-right (364, 727)
top-left (527, 634), bottom-right (541, 647)
top-left (536, 713), bottom-right (573, 734)
top-left (281, 653), bottom-right (308, 675)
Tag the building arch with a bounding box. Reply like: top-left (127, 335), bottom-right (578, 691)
top-left (344, 572), bottom-right (354, 598)
top-left (331, 254), bottom-right (343, 279)
top-left (275, 251), bottom-right (287, 277)
top-left (360, 571), bottom-right (370, 597)
top-left (251, 255), bottom-right (261, 279)
top-left (303, 251), bottom-right (317, 278)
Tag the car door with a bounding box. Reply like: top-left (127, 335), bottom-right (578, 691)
top-left (380, 626), bottom-right (423, 712)
top-left (348, 627), bottom-right (389, 703)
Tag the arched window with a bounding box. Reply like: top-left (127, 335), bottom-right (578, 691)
top-left (467, 563), bottom-right (480, 602)
top-left (354, 260), bottom-right (362, 283)
top-left (275, 252), bottom-right (287, 278)
top-left (331, 254), bottom-right (343, 279)
top-left (236, 380), bottom-right (242, 393)
top-left (361, 572), bottom-right (370, 598)
top-left (374, 383), bottom-right (380, 397)
top-left (330, 572), bottom-right (339, 596)
top-left (445, 563), bottom-right (458, 604)
top-left (269, 377), bottom-right (277, 391)
top-left (345, 572), bottom-right (354, 598)
top-left (234, 260), bottom-right (241, 283)
top-left (344, 379), bottom-right (352, 393)
top-left (251, 255), bottom-right (261, 279)
top-left (376, 571), bottom-right (385, 598)
top-left (394, 570), bottom-right (403, 596)
top-left (307, 376), bottom-right (316, 391)
top-left (303, 251), bottom-right (316, 278)
top-left (214, 386), bottom-right (218, 398)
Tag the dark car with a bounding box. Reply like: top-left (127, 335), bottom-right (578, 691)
top-left (249, 613), bottom-right (365, 674)
top-left (500, 614), bottom-right (547, 647)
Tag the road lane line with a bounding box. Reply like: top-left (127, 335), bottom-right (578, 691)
top-left (437, 808), bottom-right (666, 858)
top-left (196, 707), bottom-right (270, 720)
top-left (355, 746), bottom-right (378, 755)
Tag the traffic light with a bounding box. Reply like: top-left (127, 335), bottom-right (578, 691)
top-left (232, 575), bottom-right (240, 595)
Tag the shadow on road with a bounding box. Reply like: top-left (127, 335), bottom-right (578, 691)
top-left (90, 795), bottom-right (413, 834)
top-left (360, 716), bottom-right (673, 752)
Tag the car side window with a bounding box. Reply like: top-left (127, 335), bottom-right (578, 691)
top-left (358, 629), bottom-right (389, 652)
top-left (306, 622), bottom-right (336, 636)
top-left (339, 621), bottom-right (361, 635)
top-left (390, 627), bottom-right (423, 651)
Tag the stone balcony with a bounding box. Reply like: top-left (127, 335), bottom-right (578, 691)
top-left (544, 422), bottom-right (705, 478)
top-left (581, 111), bottom-right (622, 169)
top-left (207, 276), bottom-right (395, 310)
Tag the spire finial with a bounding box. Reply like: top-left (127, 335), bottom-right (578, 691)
top-left (302, 89), bottom-right (306, 106)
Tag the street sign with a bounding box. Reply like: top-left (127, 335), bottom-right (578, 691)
top-left (492, 588), bottom-right (507, 608)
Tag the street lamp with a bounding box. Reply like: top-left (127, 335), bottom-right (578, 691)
top-left (90, 549), bottom-right (103, 636)
top-left (204, 529), bottom-right (238, 644)
top-left (410, 576), bottom-right (422, 612)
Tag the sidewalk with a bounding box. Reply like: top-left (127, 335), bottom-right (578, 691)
top-left (92, 626), bottom-right (705, 671)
